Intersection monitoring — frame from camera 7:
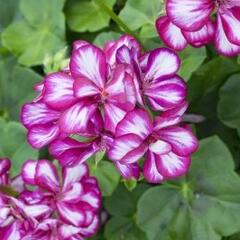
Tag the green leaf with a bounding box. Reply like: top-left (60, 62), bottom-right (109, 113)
top-left (105, 217), bottom-right (147, 240)
top-left (2, 0), bottom-right (66, 66)
top-left (119, 0), bottom-right (164, 39)
top-left (0, 118), bottom-right (38, 176)
top-left (94, 31), bottom-right (121, 47)
top-left (104, 184), bottom-right (149, 240)
top-left (66, 0), bottom-right (116, 32)
top-left (0, 0), bottom-right (19, 32)
top-left (218, 74), bottom-right (240, 131)
top-left (89, 160), bottom-right (120, 196)
top-left (137, 136), bottom-right (240, 240)
top-left (179, 46), bottom-right (206, 81)
top-left (123, 178), bottom-right (137, 192)
top-left (187, 57), bottom-right (240, 109)
top-left (105, 184), bottom-right (149, 217)
top-left (0, 55), bottom-right (42, 120)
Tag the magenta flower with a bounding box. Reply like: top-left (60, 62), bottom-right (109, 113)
top-left (21, 160), bottom-right (101, 238)
top-left (103, 35), bottom-right (187, 112)
top-left (156, 0), bottom-right (240, 56)
top-left (108, 103), bottom-right (198, 183)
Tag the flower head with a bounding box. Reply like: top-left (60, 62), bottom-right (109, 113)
top-left (156, 0), bottom-right (240, 56)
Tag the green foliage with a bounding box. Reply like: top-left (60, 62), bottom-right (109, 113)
top-left (119, 0), bottom-right (164, 39)
top-left (0, 118), bottom-right (38, 176)
top-left (0, 1), bottom-right (240, 239)
top-left (66, 0), bottom-right (116, 32)
top-left (218, 74), bottom-right (240, 132)
top-left (137, 136), bottom-right (240, 240)
top-left (0, 55), bottom-right (42, 120)
top-left (104, 184), bottom-right (149, 240)
top-left (89, 159), bottom-right (120, 196)
top-left (2, 0), bottom-right (66, 66)
top-left (179, 46), bottom-right (206, 81)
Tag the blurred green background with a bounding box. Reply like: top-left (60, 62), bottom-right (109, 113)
top-left (1, 0), bottom-right (240, 239)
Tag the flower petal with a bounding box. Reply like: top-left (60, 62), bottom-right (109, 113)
top-left (121, 143), bottom-right (148, 164)
top-left (115, 161), bottom-right (140, 180)
top-left (0, 159), bottom-right (11, 176)
top-left (27, 124), bottom-right (59, 149)
top-left (156, 16), bottom-right (188, 51)
top-left (73, 40), bottom-right (89, 51)
top-left (43, 72), bottom-right (77, 111)
top-left (156, 152), bottom-right (190, 178)
top-left (59, 102), bottom-right (97, 134)
top-left (103, 103), bottom-right (127, 133)
top-left (21, 160), bottom-right (37, 185)
top-left (167, 0), bottom-right (214, 31)
top-left (159, 127), bottom-right (198, 156)
top-left (57, 202), bottom-right (86, 227)
top-left (74, 77), bottom-right (100, 98)
top-left (70, 44), bottom-right (106, 89)
top-left (104, 35), bottom-right (141, 66)
top-left (143, 151), bottom-right (164, 183)
top-left (49, 138), bottom-right (97, 167)
top-left (183, 20), bottom-right (215, 47)
top-left (145, 48), bottom-right (180, 81)
top-left (0, 221), bottom-right (21, 240)
top-left (221, 7), bottom-right (240, 45)
top-left (108, 134), bottom-right (143, 162)
top-left (80, 189), bottom-right (101, 210)
top-left (61, 182), bottom-right (83, 203)
top-left (215, 14), bottom-right (240, 57)
top-left (144, 76), bottom-right (187, 111)
top-left (62, 163), bottom-right (89, 191)
top-left (116, 109), bottom-right (153, 138)
top-left (35, 160), bottom-right (59, 192)
top-left (149, 140), bottom-right (172, 155)
top-left (21, 102), bottom-right (60, 128)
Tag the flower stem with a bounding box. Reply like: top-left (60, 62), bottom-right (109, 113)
top-left (95, 0), bottom-right (146, 50)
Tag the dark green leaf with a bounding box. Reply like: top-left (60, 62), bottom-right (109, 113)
top-left (218, 74), bottom-right (240, 131)
top-left (137, 136), bottom-right (240, 240)
top-left (0, 55), bottom-right (42, 120)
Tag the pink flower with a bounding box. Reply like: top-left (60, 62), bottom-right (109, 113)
top-left (103, 35), bottom-right (187, 112)
top-left (0, 159), bottom-right (11, 185)
top-left (108, 103), bottom-right (198, 183)
top-left (21, 160), bottom-right (101, 238)
top-left (156, 0), bottom-right (240, 56)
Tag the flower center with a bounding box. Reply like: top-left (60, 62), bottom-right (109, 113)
top-left (146, 132), bottom-right (159, 144)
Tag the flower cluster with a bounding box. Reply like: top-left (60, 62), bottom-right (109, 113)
top-left (156, 0), bottom-right (240, 56)
top-left (0, 158), bottom-right (101, 239)
top-left (21, 35), bottom-right (198, 183)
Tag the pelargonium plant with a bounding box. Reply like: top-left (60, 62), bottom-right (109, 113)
top-left (21, 35), bottom-right (198, 183)
top-left (156, 0), bottom-right (240, 56)
top-left (0, 158), bottom-right (101, 239)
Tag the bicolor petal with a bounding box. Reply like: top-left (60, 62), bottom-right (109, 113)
top-left (144, 76), bottom-right (187, 111)
top-left (143, 151), bottom-right (164, 183)
top-left (116, 109), bottom-right (153, 138)
top-left (59, 102), bottom-right (97, 134)
top-left (43, 72), bottom-right (77, 111)
top-left (167, 0), bottom-right (214, 31)
top-left (159, 127), bottom-right (198, 156)
top-left (27, 124), bottom-right (59, 149)
top-left (144, 48), bottom-right (180, 81)
top-left (108, 134), bottom-right (144, 162)
top-left (21, 102), bottom-right (60, 128)
top-left (70, 44), bottom-right (106, 89)
top-left (114, 161), bottom-right (140, 180)
top-left (156, 152), bottom-right (191, 178)
top-left (35, 160), bottom-right (59, 193)
top-left (156, 16), bottom-right (188, 51)
top-left (21, 160), bottom-right (37, 185)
